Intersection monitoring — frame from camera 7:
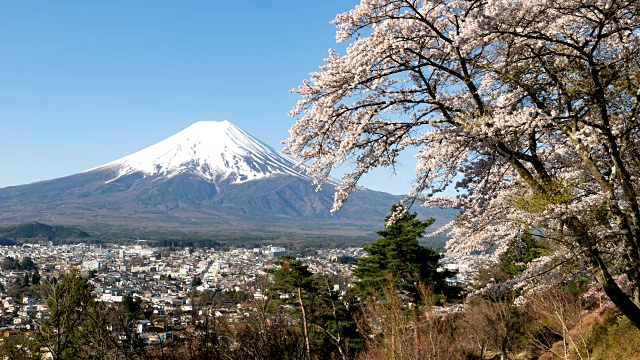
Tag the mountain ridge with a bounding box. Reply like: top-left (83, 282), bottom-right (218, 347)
top-left (0, 121), bottom-right (455, 241)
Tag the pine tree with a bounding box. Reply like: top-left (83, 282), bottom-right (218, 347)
top-left (353, 205), bottom-right (454, 303)
top-left (268, 256), bottom-right (361, 360)
top-left (31, 270), bottom-right (41, 286)
top-left (268, 255), bottom-right (315, 360)
top-left (191, 276), bottom-right (203, 288)
top-left (38, 270), bottom-right (94, 360)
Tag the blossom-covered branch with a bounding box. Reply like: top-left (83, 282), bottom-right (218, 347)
top-left (286, 0), bottom-right (640, 327)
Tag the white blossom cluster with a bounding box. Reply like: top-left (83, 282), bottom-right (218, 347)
top-left (285, 0), bottom-right (640, 316)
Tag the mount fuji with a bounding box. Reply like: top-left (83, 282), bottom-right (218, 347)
top-left (94, 121), bottom-right (313, 185)
top-left (0, 121), bottom-right (453, 240)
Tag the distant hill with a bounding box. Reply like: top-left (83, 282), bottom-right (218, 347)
top-left (0, 222), bottom-right (91, 241)
top-left (0, 237), bottom-right (17, 246)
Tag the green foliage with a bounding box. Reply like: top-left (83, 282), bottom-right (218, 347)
top-left (335, 255), bottom-right (357, 264)
top-left (20, 256), bottom-right (36, 271)
top-left (0, 256), bottom-right (18, 270)
top-left (0, 222), bottom-right (91, 241)
top-left (587, 310), bottom-right (640, 360)
top-left (498, 233), bottom-right (544, 277)
top-left (352, 205), bottom-right (454, 302)
top-left (31, 269), bottom-right (41, 285)
top-left (0, 237), bottom-right (17, 246)
top-left (0, 256), bottom-right (37, 271)
top-left (268, 256), bottom-right (362, 359)
top-left (510, 180), bottom-right (575, 213)
top-left (39, 270), bottom-right (95, 360)
top-left (470, 233), bottom-right (548, 297)
top-left (190, 276), bottom-right (203, 288)
top-left (221, 289), bottom-right (251, 304)
top-left (268, 255), bottom-right (316, 296)
top-left (0, 332), bottom-right (37, 359)
top-left (120, 294), bottom-right (142, 320)
top-left (313, 276), bottom-right (363, 358)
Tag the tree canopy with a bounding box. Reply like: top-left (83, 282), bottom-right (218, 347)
top-left (268, 256), bottom-right (362, 359)
top-left (0, 256), bottom-right (37, 271)
top-left (353, 205), bottom-right (450, 301)
top-left (285, 0), bottom-right (640, 327)
top-left (39, 270), bottom-right (95, 360)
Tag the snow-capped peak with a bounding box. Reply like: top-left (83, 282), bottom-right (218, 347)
top-left (94, 120), bottom-right (309, 184)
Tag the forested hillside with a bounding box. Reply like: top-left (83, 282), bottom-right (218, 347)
top-left (0, 222), bottom-right (90, 242)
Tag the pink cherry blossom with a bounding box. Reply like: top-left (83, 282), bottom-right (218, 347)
top-left (285, 0), bottom-right (640, 328)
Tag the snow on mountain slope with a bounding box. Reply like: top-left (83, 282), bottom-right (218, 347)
top-left (92, 121), bottom-right (310, 184)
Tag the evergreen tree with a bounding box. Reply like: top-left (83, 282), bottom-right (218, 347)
top-left (38, 270), bottom-right (94, 360)
top-left (191, 276), bottom-right (203, 288)
top-left (268, 255), bottom-right (315, 360)
top-left (498, 233), bottom-right (544, 277)
top-left (313, 275), bottom-right (363, 360)
top-left (0, 256), bottom-right (18, 270)
top-left (268, 256), bottom-right (362, 360)
top-left (31, 269), bottom-right (41, 286)
top-left (19, 256), bottom-right (36, 271)
top-left (120, 294), bottom-right (142, 320)
top-left (353, 205), bottom-right (454, 302)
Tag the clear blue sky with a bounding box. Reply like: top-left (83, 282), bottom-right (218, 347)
top-left (0, 0), bottom-right (416, 195)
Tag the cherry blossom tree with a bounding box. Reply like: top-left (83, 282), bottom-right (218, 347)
top-left (285, 0), bottom-right (640, 327)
